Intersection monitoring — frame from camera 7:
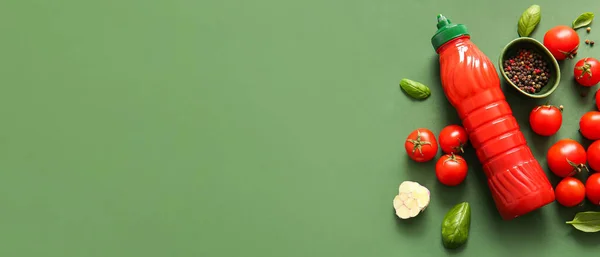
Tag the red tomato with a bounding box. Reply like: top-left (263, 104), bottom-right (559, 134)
top-left (435, 154), bottom-right (468, 186)
top-left (586, 173), bottom-right (600, 205)
top-left (574, 58), bottom-right (600, 87)
top-left (555, 177), bottom-right (586, 207)
top-left (543, 25), bottom-right (580, 61)
top-left (405, 128), bottom-right (438, 162)
top-left (547, 139), bottom-right (588, 177)
top-left (588, 140), bottom-right (600, 172)
top-left (580, 111), bottom-right (600, 140)
top-left (438, 125), bottom-right (469, 154)
top-left (529, 104), bottom-right (563, 136)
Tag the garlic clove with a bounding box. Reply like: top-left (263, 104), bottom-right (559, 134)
top-left (394, 195), bottom-right (412, 219)
top-left (413, 185), bottom-right (431, 209)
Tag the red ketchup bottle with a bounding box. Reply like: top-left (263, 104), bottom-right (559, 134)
top-left (431, 14), bottom-right (555, 220)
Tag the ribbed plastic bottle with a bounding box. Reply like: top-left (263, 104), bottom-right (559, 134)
top-left (431, 14), bottom-right (555, 220)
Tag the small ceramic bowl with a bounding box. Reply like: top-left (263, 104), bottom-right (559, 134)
top-left (498, 37), bottom-right (561, 98)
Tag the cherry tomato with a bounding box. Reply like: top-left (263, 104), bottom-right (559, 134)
top-left (580, 111), bottom-right (600, 140)
top-left (588, 140), bottom-right (600, 172)
top-left (555, 177), bottom-right (586, 207)
top-left (438, 125), bottom-right (469, 154)
top-left (586, 173), bottom-right (600, 205)
top-left (529, 104), bottom-right (563, 136)
top-left (435, 154), bottom-right (468, 186)
top-left (574, 58), bottom-right (600, 87)
top-left (405, 128), bottom-right (438, 162)
top-left (543, 25), bottom-right (580, 61)
top-left (546, 139), bottom-right (588, 177)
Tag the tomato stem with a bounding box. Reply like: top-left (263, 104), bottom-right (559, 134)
top-left (452, 138), bottom-right (465, 154)
top-left (443, 153), bottom-right (463, 164)
top-left (566, 158), bottom-right (589, 176)
top-left (559, 47), bottom-right (578, 59)
top-left (406, 130), bottom-right (432, 156)
top-left (537, 102), bottom-right (564, 112)
top-left (576, 58), bottom-right (594, 79)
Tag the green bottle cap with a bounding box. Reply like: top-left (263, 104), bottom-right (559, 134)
top-left (431, 14), bottom-right (469, 51)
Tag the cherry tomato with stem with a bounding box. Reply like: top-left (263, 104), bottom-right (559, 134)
top-left (574, 57), bottom-right (600, 87)
top-left (405, 128), bottom-right (438, 162)
top-left (529, 104), bottom-right (563, 136)
top-left (580, 111), bottom-right (600, 140)
top-left (587, 140), bottom-right (600, 172)
top-left (438, 125), bottom-right (469, 154)
top-left (546, 139), bottom-right (588, 178)
top-left (435, 153), bottom-right (468, 186)
top-left (586, 173), bottom-right (600, 205)
top-left (555, 177), bottom-right (586, 207)
top-left (543, 25), bottom-right (580, 61)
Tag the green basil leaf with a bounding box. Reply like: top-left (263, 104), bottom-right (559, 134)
top-left (573, 12), bottom-right (594, 29)
top-left (517, 5), bottom-right (541, 37)
top-left (566, 211), bottom-right (600, 232)
top-left (399, 78), bottom-right (431, 100)
top-left (441, 202), bottom-right (471, 249)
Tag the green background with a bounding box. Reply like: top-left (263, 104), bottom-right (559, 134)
top-left (1, 0), bottom-right (599, 256)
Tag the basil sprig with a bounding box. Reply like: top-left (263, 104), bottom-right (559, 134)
top-left (399, 78), bottom-right (431, 100)
top-left (441, 202), bottom-right (471, 249)
top-left (573, 12), bottom-right (594, 29)
top-left (566, 211), bottom-right (600, 232)
top-left (517, 5), bottom-right (541, 37)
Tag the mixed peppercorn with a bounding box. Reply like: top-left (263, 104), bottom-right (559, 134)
top-left (503, 49), bottom-right (551, 94)
top-left (586, 39), bottom-right (595, 46)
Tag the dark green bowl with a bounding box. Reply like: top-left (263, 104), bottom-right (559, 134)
top-left (498, 37), bottom-right (561, 98)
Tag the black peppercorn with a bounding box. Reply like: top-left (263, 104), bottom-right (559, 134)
top-left (503, 48), bottom-right (551, 94)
